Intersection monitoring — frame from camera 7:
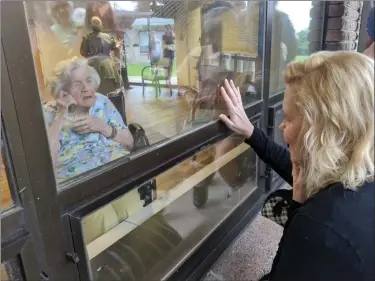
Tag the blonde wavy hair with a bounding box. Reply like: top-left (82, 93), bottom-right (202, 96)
top-left (284, 51), bottom-right (374, 197)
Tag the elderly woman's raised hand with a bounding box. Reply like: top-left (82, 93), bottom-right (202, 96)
top-left (219, 79), bottom-right (254, 139)
top-left (56, 90), bottom-right (77, 116)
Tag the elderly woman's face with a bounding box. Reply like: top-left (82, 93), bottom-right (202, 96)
top-left (68, 67), bottom-right (96, 108)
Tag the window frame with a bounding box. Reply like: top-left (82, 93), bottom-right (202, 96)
top-left (2, 1), bottom-right (267, 214)
top-left (68, 114), bottom-right (264, 281)
top-left (1, 38), bottom-right (63, 280)
top-left (1, 1), bottom-right (277, 280)
top-left (139, 30), bottom-right (150, 54)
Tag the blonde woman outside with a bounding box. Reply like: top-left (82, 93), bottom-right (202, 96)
top-left (220, 51), bottom-right (374, 281)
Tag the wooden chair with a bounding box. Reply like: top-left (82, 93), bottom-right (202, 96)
top-left (141, 58), bottom-right (171, 98)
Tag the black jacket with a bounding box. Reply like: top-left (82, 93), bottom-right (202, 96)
top-left (246, 127), bottom-right (374, 281)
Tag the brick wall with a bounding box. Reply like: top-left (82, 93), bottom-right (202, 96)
top-left (309, 1), bottom-right (363, 52)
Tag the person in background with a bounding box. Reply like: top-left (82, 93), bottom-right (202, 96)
top-left (220, 51), bottom-right (374, 281)
top-left (113, 26), bottom-right (132, 90)
top-left (80, 16), bottom-right (121, 94)
top-left (85, 1), bottom-right (115, 32)
top-left (80, 16), bottom-right (116, 58)
top-left (364, 6), bottom-right (374, 59)
top-left (149, 31), bottom-right (161, 73)
top-left (48, 1), bottom-right (84, 56)
top-left (44, 58), bottom-right (133, 181)
top-left (162, 24), bottom-right (175, 96)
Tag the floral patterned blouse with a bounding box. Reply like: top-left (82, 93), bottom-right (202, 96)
top-left (43, 93), bottom-right (129, 182)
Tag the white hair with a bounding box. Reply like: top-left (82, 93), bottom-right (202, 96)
top-left (48, 58), bottom-right (101, 99)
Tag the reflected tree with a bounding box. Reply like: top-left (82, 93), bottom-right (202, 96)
top-left (297, 28), bottom-right (309, 56)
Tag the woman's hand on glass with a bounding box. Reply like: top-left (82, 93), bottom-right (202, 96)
top-left (219, 79), bottom-right (254, 139)
top-left (56, 91), bottom-right (77, 116)
top-left (72, 116), bottom-right (112, 137)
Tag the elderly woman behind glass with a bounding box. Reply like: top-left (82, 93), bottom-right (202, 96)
top-left (44, 58), bottom-right (133, 182)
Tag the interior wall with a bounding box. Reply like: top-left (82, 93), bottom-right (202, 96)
top-left (221, 4), bottom-right (259, 56)
top-left (29, 22), bottom-right (84, 103)
top-left (174, 7), bottom-right (201, 89)
top-left (175, 21), bottom-right (190, 87)
top-left (187, 8), bottom-right (202, 89)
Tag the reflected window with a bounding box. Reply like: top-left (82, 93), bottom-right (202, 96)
top-left (81, 134), bottom-right (258, 280)
top-left (269, 1), bottom-right (317, 94)
top-left (24, 1), bottom-right (264, 185)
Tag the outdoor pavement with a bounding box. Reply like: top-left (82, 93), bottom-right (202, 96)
top-left (202, 214), bottom-right (283, 281)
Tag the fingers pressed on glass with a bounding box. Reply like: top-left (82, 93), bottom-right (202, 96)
top-left (219, 114), bottom-right (235, 129)
top-left (221, 86), bottom-right (234, 109)
top-left (229, 80), bottom-right (239, 104)
top-left (229, 79), bottom-right (236, 91)
top-left (236, 87), bottom-right (242, 104)
top-left (224, 79), bottom-right (237, 105)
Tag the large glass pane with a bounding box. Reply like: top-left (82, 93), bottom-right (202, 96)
top-left (81, 134), bottom-right (258, 280)
top-left (24, 1), bottom-right (263, 186)
top-left (269, 1), bottom-right (319, 94)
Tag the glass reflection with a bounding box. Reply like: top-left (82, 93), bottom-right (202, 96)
top-left (82, 134), bottom-right (258, 280)
top-left (25, 1), bottom-right (263, 184)
top-left (269, 1), bottom-right (315, 94)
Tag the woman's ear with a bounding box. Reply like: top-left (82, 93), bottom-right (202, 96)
top-left (365, 38), bottom-right (373, 49)
top-left (364, 41), bottom-right (374, 59)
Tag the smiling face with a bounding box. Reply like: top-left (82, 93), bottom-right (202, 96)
top-left (67, 66), bottom-right (96, 109)
top-left (279, 85), bottom-right (303, 161)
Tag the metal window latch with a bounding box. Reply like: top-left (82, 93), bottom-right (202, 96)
top-left (260, 166), bottom-right (272, 179)
top-left (40, 271), bottom-right (49, 281)
top-left (66, 252), bottom-right (80, 264)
